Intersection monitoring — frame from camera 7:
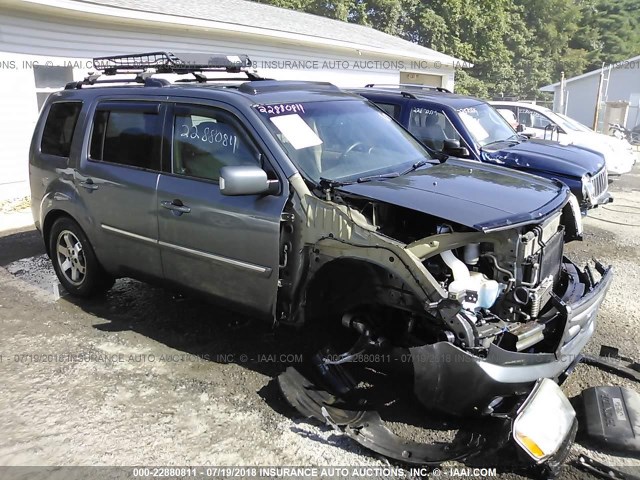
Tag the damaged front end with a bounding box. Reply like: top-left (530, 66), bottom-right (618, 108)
top-left (276, 172), bottom-right (612, 474)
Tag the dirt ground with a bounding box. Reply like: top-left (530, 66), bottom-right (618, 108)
top-left (1, 165), bottom-right (639, 480)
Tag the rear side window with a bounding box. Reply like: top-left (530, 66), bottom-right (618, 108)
top-left (90, 103), bottom-right (161, 170)
top-left (41, 102), bottom-right (82, 157)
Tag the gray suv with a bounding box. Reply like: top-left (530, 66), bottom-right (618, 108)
top-left (30, 53), bottom-right (612, 472)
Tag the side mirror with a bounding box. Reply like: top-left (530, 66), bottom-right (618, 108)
top-left (516, 124), bottom-right (524, 133)
top-left (219, 165), bottom-right (279, 196)
top-left (442, 138), bottom-right (470, 158)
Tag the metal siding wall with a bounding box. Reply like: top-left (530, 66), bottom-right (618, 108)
top-left (564, 75), bottom-right (600, 128)
top-left (607, 68), bottom-right (640, 128)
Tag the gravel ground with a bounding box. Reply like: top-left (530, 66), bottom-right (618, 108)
top-left (0, 165), bottom-right (639, 479)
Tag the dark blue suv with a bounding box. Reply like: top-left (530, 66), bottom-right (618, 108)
top-left (353, 86), bottom-right (611, 213)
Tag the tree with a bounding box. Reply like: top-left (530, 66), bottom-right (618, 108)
top-left (254, 0), bottom-right (640, 98)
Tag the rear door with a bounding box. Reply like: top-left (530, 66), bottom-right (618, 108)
top-left (156, 102), bottom-right (287, 319)
top-left (76, 99), bottom-right (164, 279)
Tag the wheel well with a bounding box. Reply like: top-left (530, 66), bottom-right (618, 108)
top-left (42, 210), bottom-right (73, 256)
top-left (303, 258), bottom-right (397, 321)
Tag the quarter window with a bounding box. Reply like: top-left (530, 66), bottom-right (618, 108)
top-left (89, 104), bottom-right (161, 170)
top-left (34, 65), bottom-right (73, 111)
top-left (41, 102), bottom-right (82, 157)
top-left (375, 102), bottom-right (401, 120)
top-left (172, 106), bottom-right (258, 181)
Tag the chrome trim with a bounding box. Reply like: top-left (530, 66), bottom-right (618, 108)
top-left (100, 224), bottom-right (271, 275)
top-left (590, 168), bottom-right (608, 201)
top-left (158, 241), bottom-right (271, 275)
top-left (101, 224), bottom-right (157, 244)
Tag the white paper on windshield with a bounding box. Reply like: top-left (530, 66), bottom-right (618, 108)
top-left (459, 111), bottom-right (490, 143)
top-left (270, 114), bottom-right (323, 150)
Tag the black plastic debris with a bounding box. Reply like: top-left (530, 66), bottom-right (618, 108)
top-left (581, 345), bottom-right (640, 383)
top-left (278, 366), bottom-right (489, 465)
top-left (573, 455), bottom-right (640, 480)
top-left (577, 386), bottom-right (640, 453)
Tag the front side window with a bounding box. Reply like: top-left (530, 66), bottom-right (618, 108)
top-left (41, 102), bottom-right (82, 157)
top-left (172, 106), bottom-right (258, 182)
top-left (409, 107), bottom-right (462, 151)
top-left (255, 100), bottom-right (432, 183)
top-left (90, 103), bottom-right (161, 170)
top-left (455, 103), bottom-right (518, 147)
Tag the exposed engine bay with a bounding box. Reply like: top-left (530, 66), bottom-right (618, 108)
top-left (278, 176), bottom-right (586, 360)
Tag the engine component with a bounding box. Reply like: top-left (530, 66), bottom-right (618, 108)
top-left (440, 250), bottom-right (500, 311)
top-left (464, 243), bottom-right (480, 265)
top-left (530, 275), bottom-right (554, 317)
top-left (503, 321), bottom-right (546, 352)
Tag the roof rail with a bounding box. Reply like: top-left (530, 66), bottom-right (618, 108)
top-left (364, 83), bottom-right (452, 93)
top-left (65, 51), bottom-right (263, 89)
top-left (65, 72), bottom-right (170, 90)
top-left (238, 80), bottom-right (340, 95)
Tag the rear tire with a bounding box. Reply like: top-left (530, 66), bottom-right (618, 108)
top-left (49, 217), bottom-right (114, 297)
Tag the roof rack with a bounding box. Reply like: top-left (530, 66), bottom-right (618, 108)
top-left (65, 51), bottom-right (262, 89)
top-left (94, 51), bottom-right (253, 74)
top-left (364, 83), bottom-right (452, 93)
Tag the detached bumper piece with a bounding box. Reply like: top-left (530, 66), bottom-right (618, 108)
top-left (277, 367), bottom-right (487, 465)
top-left (581, 345), bottom-right (640, 383)
top-left (278, 368), bottom-right (577, 477)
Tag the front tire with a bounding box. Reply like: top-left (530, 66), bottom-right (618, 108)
top-left (49, 217), bottom-right (114, 297)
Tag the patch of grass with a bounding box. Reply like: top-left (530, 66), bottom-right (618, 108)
top-left (0, 196), bottom-right (31, 214)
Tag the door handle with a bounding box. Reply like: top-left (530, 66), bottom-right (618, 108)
top-left (161, 200), bottom-right (191, 214)
top-left (79, 178), bottom-right (98, 191)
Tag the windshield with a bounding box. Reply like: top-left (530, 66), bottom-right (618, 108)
top-left (255, 100), bottom-right (432, 183)
top-left (556, 113), bottom-right (593, 133)
top-left (455, 103), bottom-right (518, 147)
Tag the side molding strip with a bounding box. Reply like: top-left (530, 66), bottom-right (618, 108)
top-left (100, 224), bottom-right (270, 275)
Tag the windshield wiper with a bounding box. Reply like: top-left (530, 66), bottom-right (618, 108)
top-left (318, 172), bottom-right (400, 190)
top-left (319, 177), bottom-right (353, 189)
top-left (356, 172), bottom-right (400, 183)
top-left (399, 159), bottom-right (430, 176)
top-left (482, 135), bottom-right (520, 149)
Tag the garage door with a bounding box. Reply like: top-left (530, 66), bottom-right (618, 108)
top-left (400, 72), bottom-right (443, 87)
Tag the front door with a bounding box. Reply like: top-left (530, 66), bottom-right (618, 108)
top-left (156, 103), bottom-right (287, 319)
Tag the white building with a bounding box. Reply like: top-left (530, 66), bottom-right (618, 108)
top-left (541, 55), bottom-right (640, 133)
top-left (0, 0), bottom-right (465, 199)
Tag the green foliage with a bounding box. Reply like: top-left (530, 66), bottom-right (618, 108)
top-left (254, 0), bottom-right (640, 98)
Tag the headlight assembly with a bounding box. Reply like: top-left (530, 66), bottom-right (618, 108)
top-left (568, 193), bottom-right (583, 235)
top-left (581, 174), bottom-right (595, 201)
top-left (513, 379), bottom-right (576, 462)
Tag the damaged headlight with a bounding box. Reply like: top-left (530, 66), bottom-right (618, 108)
top-left (513, 379), bottom-right (576, 462)
top-left (581, 174), bottom-right (595, 202)
top-left (568, 193), bottom-right (583, 235)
